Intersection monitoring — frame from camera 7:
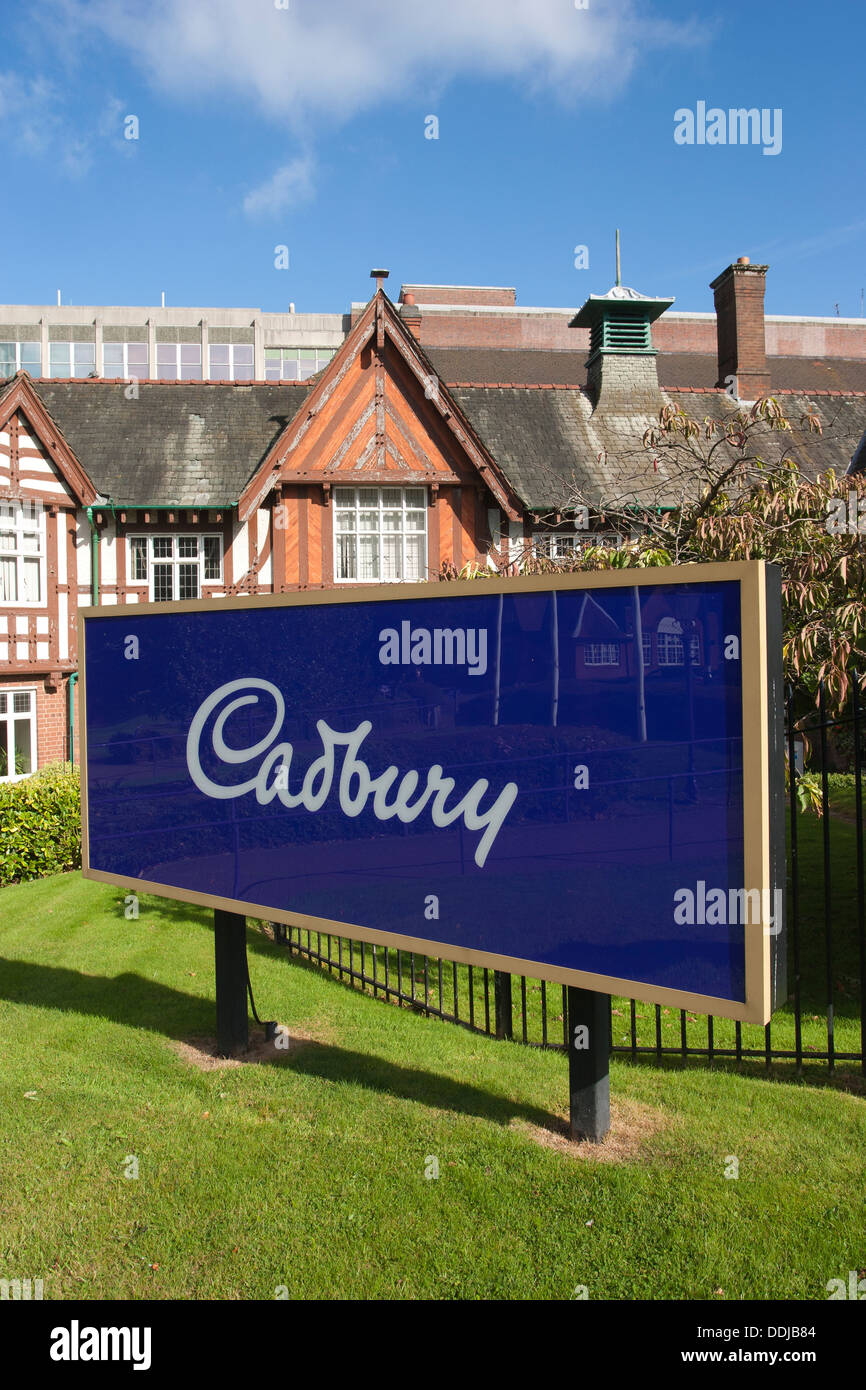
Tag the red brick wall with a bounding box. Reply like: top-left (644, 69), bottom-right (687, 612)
top-left (765, 320), bottom-right (866, 357)
top-left (35, 680), bottom-right (69, 766)
top-left (653, 318), bottom-right (717, 353)
top-left (0, 676), bottom-right (70, 776)
top-left (401, 285), bottom-right (516, 307)
top-left (418, 312), bottom-right (581, 350)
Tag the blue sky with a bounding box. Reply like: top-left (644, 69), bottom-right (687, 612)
top-left (2, 0), bottom-right (863, 318)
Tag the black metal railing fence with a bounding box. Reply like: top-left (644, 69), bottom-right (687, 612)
top-left (272, 680), bottom-right (865, 1073)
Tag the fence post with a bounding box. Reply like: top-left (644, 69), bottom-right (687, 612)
top-left (494, 970), bottom-right (513, 1040)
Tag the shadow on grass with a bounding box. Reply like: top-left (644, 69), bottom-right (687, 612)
top-left (613, 1050), bottom-right (866, 1097)
top-left (0, 958), bottom-right (214, 1039)
top-left (0, 956), bottom-right (562, 1130)
top-left (275, 1038), bottom-right (561, 1130)
top-left (91, 889), bottom-right (866, 1096)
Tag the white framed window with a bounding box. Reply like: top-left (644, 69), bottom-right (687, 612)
top-left (103, 342), bottom-right (148, 377)
top-left (264, 348), bottom-right (335, 382)
top-left (333, 487), bottom-right (427, 583)
top-left (127, 533), bottom-right (223, 601)
top-left (49, 342), bottom-right (95, 378)
top-left (657, 631), bottom-right (700, 667)
top-left (0, 500), bottom-right (45, 605)
top-left (533, 532), bottom-right (579, 559)
top-left (0, 341), bottom-right (40, 378)
top-left (0, 688), bottom-right (36, 781)
top-left (155, 343), bottom-right (202, 380)
top-left (579, 531), bottom-right (624, 552)
top-left (585, 643), bottom-right (620, 666)
top-left (642, 632), bottom-right (652, 665)
top-left (209, 343), bottom-right (254, 381)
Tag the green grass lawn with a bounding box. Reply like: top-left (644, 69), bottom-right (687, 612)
top-left (1, 871), bottom-right (865, 1301)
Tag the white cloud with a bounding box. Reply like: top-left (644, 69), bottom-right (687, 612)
top-left (62, 0), bottom-right (700, 125)
top-left (0, 70), bottom-right (95, 175)
top-left (243, 155), bottom-right (315, 219)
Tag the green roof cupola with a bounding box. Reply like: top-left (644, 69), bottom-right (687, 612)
top-left (570, 235), bottom-right (674, 410)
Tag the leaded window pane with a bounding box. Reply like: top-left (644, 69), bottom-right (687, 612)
top-left (337, 535), bottom-right (356, 580)
top-left (0, 556), bottom-right (16, 601)
top-left (381, 535), bottom-right (401, 580)
top-left (153, 565), bottom-right (173, 602)
top-left (203, 536), bottom-right (221, 579)
top-left (22, 557), bottom-right (40, 602)
top-left (14, 719), bottom-right (32, 775)
top-left (178, 564), bottom-right (198, 600)
top-left (358, 536), bottom-right (379, 580)
top-left (130, 538), bottom-right (148, 580)
top-left (404, 534), bottom-right (425, 580)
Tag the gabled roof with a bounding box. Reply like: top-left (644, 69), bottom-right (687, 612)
top-left (0, 371), bottom-right (98, 505)
top-left (237, 290), bottom-right (524, 522)
top-left (3, 351), bottom-right (862, 518)
top-left (572, 593), bottom-right (628, 641)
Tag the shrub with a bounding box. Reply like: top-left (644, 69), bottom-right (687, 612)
top-left (0, 762), bottom-right (81, 886)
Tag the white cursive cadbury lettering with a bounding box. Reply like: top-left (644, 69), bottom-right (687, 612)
top-left (186, 679), bottom-right (519, 868)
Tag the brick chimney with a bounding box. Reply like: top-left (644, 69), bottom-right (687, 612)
top-left (710, 257), bottom-right (770, 399)
top-left (399, 292), bottom-right (422, 341)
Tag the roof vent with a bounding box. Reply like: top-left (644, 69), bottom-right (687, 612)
top-left (570, 284), bottom-right (673, 411)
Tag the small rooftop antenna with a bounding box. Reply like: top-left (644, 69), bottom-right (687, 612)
top-left (615, 230), bottom-right (621, 288)
top-left (57, 290), bottom-right (61, 306)
top-left (161, 291), bottom-right (165, 308)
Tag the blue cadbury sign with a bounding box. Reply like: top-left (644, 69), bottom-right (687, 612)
top-left (80, 564), bottom-right (785, 1023)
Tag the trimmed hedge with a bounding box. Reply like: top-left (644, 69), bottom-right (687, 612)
top-left (0, 762), bottom-right (81, 886)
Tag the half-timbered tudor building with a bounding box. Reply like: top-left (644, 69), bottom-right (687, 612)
top-left (2, 257), bottom-right (865, 778)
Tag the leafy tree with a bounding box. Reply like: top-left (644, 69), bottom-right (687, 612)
top-left (517, 398), bottom-right (865, 718)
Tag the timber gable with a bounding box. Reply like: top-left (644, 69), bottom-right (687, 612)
top-left (238, 291), bottom-right (522, 522)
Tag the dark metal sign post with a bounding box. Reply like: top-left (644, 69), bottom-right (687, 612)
top-left (567, 986), bottom-right (611, 1142)
top-left (214, 909), bottom-right (249, 1056)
